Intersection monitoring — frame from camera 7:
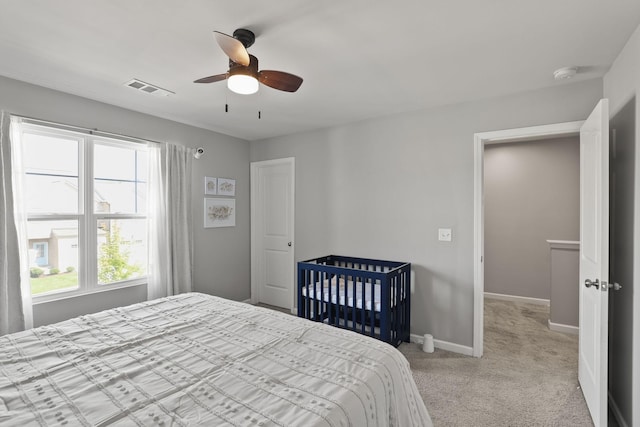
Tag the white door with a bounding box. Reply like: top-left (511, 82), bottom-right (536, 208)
top-left (578, 99), bottom-right (609, 427)
top-left (250, 158), bottom-right (295, 309)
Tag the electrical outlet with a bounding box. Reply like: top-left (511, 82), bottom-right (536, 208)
top-left (438, 228), bottom-right (452, 242)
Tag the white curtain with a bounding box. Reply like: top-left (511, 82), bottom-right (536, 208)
top-left (0, 112), bottom-right (33, 335)
top-left (147, 142), bottom-right (194, 300)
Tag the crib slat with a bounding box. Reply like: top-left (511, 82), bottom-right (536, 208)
top-left (326, 271), bottom-right (332, 325)
top-left (370, 279), bottom-right (376, 339)
top-left (380, 275), bottom-right (389, 343)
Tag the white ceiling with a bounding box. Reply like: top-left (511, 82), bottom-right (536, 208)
top-left (1, 1), bottom-right (639, 141)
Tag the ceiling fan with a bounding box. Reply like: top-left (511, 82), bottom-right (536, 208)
top-left (194, 28), bottom-right (303, 95)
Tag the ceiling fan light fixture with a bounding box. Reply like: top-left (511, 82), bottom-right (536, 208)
top-left (227, 74), bottom-right (259, 95)
top-left (227, 54), bottom-right (260, 95)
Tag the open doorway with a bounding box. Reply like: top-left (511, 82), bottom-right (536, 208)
top-left (483, 136), bottom-right (580, 329)
top-left (475, 101), bottom-right (627, 426)
top-left (473, 121), bottom-right (583, 357)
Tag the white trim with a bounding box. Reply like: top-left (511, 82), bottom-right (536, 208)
top-left (241, 299), bottom-right (252, 304)
top-left (608, 391), bottom-right (629, 427)
top-left (31, 281), bottom-right (146, 305)
top-left (473, 121), bottom-right (584, 358)
top-left (409, 334), bottom-right (425, 344)
top-left (250, 163), bottom-right (258, 305)
top-left (473, 132), bottom-right (484, 358)
top-left (250, 157), bottom-right (296, 309)
top-left (546, 239), bottom-right (580, 246)
top-left (548, 320), bottom-right (579, 335)
top-left (484, 292), bottom-right (550, 306)
top-left (409, 334), bottom-right (474, 356)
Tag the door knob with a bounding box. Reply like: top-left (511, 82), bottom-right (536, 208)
top-left (287, 242), bottom-right (292, 247)
top-left (585, 279), bottom-right (600, 289)
top-left (605, 282), bottom-right (622, 291)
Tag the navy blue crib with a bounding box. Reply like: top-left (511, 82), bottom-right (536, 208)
top-left (297, 255), bottom-right (411, 347)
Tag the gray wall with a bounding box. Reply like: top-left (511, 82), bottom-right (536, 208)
top-left (250, 79), bottom-right (602, 347)
top-left (484, 137), bottom-right (580, 300)
top-left (603, 23), bottom-right (639, 427)
top-left (0, 75), bottom-right (251, 326)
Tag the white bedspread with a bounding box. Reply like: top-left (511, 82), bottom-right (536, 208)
top-left (0, 293), bottom-right (431, 426)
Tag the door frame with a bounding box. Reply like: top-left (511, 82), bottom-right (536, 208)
top-left (250, 157), bottom-right (296, 310)
top-left (473, 121), bottom-right (584, 357)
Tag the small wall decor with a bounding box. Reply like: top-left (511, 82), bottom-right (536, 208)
top-left (217, 178), bottom-right (236, 196)
top-left (204, 176), bottom-right (217, 195)
top-left (204, 198), bottom-right (235, 228)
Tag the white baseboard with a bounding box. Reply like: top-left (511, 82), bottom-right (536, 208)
top-left (484, 292), bottom-right (550, 306)
top-left (410, 334), bottom-right (425, 344)
top-left (547, 320), bottom-right (579, 335)
top-left (409, 333), bottom-right (473, 356)
top-left (608, 391), bottom-right (629, 427)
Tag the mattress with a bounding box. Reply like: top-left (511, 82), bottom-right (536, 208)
top-left (301, 277), bottom-right (398, 312)
top-left (0, 292), bottom-right (431, 426)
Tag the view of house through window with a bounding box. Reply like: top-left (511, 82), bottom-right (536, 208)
top-left (20, 123), bottom-right (149, 297)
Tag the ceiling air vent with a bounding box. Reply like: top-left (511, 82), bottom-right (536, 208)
top-left (124, 79), bottom-right (174, 97)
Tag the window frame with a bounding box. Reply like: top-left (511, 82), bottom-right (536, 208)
top-left (19, 122), bottom-right (149, 303)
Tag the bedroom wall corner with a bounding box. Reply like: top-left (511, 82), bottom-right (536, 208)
top-left (190, 132), bottom-right (251, 302)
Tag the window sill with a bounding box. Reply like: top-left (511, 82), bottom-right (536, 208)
top-left (31, 279), bottom-right (147, 305)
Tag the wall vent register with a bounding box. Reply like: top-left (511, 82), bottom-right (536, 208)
top-left (124, 79), bottom-right (174, 97)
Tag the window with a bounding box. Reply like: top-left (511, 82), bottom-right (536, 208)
top-left (18, 122), bottom-right (149, 299)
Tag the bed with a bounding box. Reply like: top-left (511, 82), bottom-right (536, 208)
top-left (0, 292), bottom-right (431, 426)
top-left (298, 256), bottom-right (411, 347)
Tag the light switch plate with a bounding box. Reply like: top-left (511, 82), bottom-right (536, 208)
top-left (438, 228), bottom-right (452, 242)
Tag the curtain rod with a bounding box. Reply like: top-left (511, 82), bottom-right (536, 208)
top-left (13, 114), bottom-right (165, 146)
top-left (11, 114), bottom-right (204, 159)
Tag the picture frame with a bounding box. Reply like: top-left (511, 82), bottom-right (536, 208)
top-left (204, 176), bottom-right (217, 195)
top-left (204, 198), bottom-right (235, 228)
top-left (217, 178), bottom-right (236, 196)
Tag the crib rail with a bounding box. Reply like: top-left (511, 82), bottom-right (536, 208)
top-left (297, 255), bottom-right (411, 347)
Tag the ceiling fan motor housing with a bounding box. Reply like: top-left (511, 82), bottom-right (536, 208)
top-left (229, 54), bottom-right (259, 79)
top-left (233, 28), bottom-right (255, 48)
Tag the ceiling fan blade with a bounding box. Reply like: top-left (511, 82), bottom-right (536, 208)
top-left (214, 31), bottom-right (250, 66)
top-left (258, 70), bottom-right (303, 92)
top-left (194, 73), bottom-right (227, 84)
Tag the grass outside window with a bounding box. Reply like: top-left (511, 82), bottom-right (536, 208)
top-left (30, 272), bottom-right (79, 295)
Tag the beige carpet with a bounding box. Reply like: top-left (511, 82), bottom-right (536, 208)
top-left (398, 299), bottom-right (592, 426)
